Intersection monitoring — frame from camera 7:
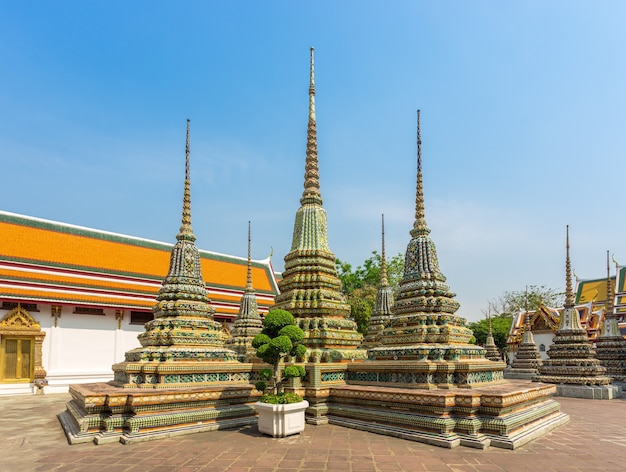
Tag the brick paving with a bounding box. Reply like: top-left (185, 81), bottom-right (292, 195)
top-left (1, 389), bottom-right (625, 472)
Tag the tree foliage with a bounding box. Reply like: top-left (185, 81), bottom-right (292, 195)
top-left (252, 309), bottom-right (306, 397)
top-left (467, 314), bottom-right (511, 351)
top-left (485, 285), bottom-right (564, 318)
top-left (336, 251), bottom-right (404, 334)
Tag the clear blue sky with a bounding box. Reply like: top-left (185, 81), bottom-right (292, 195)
top-left (2, 1), bottom-right (625, 321)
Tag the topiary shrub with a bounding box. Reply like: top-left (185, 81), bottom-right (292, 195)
top-left (252, 309), bottom-right (307, 403)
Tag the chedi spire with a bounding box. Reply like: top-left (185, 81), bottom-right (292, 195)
top-left (535, 226), bottom-right (612, 391)
top-left (272, 48), bottom-right (366, 362)
top-left (112, 120), bottom-right (238, 388)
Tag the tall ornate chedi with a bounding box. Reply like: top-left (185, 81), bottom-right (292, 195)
top-left (594, 251), bottom-right (626, 383)
top-left (272, 48), bottom-right (365, 362)
top-left (225, 222), bottom-right (264, 362)
top-left (60, 121), bottom-right (259, 445)
top-left (330, 111), bottom-right (567, 448)
top-left (484, 312), bottom-right (502, 361)
top-left (505, 311), bottom-right (543, 379)
top-left (361, 215), bottom-right (394, 348)
top-left (113, 120), bottom-right (239, 387)
top-left (535, 227), bottom-right (617, 398)
top-left (366, 111), bottom-right (503, 387)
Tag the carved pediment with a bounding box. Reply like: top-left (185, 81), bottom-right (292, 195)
top-left (0, 304), bottom-right (41, 331)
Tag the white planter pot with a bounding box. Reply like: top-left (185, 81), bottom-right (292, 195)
top-left (255, 400), bottom-right (309, 437)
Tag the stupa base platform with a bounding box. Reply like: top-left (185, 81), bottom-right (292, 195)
top-left (58, 381), bottom-right (260, 445)
top-left (553, 383), bottom-right (622, 400)
top-left (504, 368), bottom-right (539, 380)
top-left (346, 359), bottom-right (507, 389)
top-left (322, 381), bottom-right (568, 450)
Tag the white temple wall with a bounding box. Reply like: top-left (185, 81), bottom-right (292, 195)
top-left (0, 305), bottom-right (144, 395)
top-left (508, 332), bottom-right (555, 364)
top-left (533, 333), bottom-right (553, 360)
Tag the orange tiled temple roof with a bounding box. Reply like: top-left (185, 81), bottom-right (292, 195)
top-left (0, 211), bottom-right (279, 319)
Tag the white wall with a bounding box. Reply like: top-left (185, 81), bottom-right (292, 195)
top-left (0, 305), bottom-right (144, 395)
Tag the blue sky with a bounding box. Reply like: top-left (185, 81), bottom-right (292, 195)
top-left (1, 1), bottom-right (625, 321)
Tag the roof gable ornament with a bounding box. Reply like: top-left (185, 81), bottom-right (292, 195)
top-left (0, 303), bottom-right (40, 330)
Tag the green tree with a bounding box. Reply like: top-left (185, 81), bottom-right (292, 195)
top-left (252, 309), bottom-right (307, 397)
top-left (467, 314), bottom-right (511, 351)
top-left (486, 285), bottom-right (564, 318)
top-left (336, 251), bottom-right (404, 334)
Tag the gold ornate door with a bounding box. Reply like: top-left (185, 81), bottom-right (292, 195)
top-left (0, 304), bottom-right (46, 386)
top-left (1, 337), bottom-right (33, 382)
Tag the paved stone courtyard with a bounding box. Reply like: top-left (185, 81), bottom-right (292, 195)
top-left (2, 388), bottom-right (625, 472)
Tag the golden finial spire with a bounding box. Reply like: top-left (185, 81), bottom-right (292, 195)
top-left (309, 46), bottom-right (316, 121)
top-left (178, 119), bottom-right (196, 242)
top-left (564, 225), bottom-right (574, 308)
top-left (411, 109), bottom-right (430, 237)
top-left (246, 221), bottom-right (254, 293)
top-left (605, 250), bottom-right (614, 317)
top-left (301, 47), bottom-right (322, 206)
top-left (380, 214), bottom-right (388, 287)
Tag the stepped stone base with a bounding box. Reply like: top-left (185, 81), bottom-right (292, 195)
top-left (58, 381), bottom-right (260, 445)
top-left (59, 362), bottom-right (571, 450)
top-left (554, 383), bottom-right (622, 400)
top-left (504, 369), bottom-right (538, 380)
top-left (323, 381), bottom-right (568, 450)
top-left (346, 359), bottom-right (507, 389)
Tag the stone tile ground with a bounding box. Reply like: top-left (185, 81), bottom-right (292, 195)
top-left (1, 389), bottom-right (625, 472)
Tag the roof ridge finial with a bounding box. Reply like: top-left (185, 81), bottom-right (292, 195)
top-left (301, 47), bottom-right (322, 206)
top-left (178, 119), bottom-right (195, 242)
top-left (564, 225), bottom-right (574, 308)
top-left (411, 109), bottom-right (430, 237)
top-left (380, 214), bottom-right (388, 287)
top-left (246, 221), bottom-right (253, 292)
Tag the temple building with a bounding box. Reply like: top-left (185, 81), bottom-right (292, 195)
top-left (0, 210), bottom-right (279, 395)
top-left (507, 263), bottom-right (626, 362)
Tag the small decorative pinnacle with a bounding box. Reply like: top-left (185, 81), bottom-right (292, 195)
top-left (412, 109), bottom-right (430, 237)
top-left (380, 214), bottom-right (388, 287)
top-left (564, 225), bottom-right (573, 308)
top-left (309, 47), bottom-right (315, 120)
top-left (301, 47), bottom-right (322, 206)
top-left (178, 119), bottom-right (196, 242)
top-left (605, 250), bottom-right (614, 319)
top-left (246, 221), bottom-right (253, 292)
